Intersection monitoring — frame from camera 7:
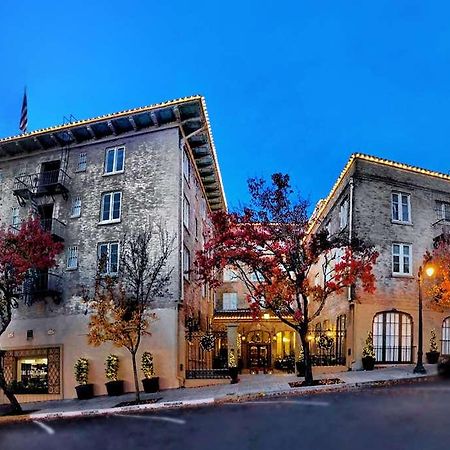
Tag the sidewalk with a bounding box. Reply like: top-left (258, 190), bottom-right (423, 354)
top-left (0, 365), bottom-right (438, 424)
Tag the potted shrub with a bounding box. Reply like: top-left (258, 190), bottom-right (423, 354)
top-left (141, 352), bottom-right (159, 393)
top-left (426, 329), bottom-right (440, 364)
top-left (296, 346), bottom-right (306, 377)
top-left (362, 331), bottom-right (376, 370)
top-left (228, 349), bottom-right (239, 384)
top-left (74, 357), bottom-right (94, 400)
top-left (105, 354), bottom-right (124, 396)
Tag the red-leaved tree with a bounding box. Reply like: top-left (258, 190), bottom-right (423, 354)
top-left (0, 217), bottom-right (63, 413)
top-left (425, 233), bottom-right (450, 307)
top-left (196, 174), bottom-right (378, 385)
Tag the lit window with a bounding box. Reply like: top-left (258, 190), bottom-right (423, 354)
top-left (392, 243), bottom-right (411, 275)
top-left (104, 147), bottom-right (125, 174)
top-left (77, 152), bottom-right (87, 172)
top-left (183, 246), bottom-right (191, 280)
top-left (339, 199), bottom-right (349, 229)
top-left (392, 192), bottom-right (411, 223)
top-left (71, 196), bottom-right (82, 218)
top-left (15, 357), bottom-right (48, 394)
top-left (183, 196), bottom-right (190, 229)
top-left (67, 246), bottom-right (78, 269)
top-left (222, 293), bottom-right (238, 310)
top-left (100, 191), bottom-right (122, 223)
top-left (98, 242), bottom-right (119, 275)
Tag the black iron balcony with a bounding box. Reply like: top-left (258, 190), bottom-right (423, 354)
top-left (40, 218), bottom-right (66, 242)
top-left (23, 271), bottom-right (63, 305)
top-left (13, 169), bottom-right (71, 201)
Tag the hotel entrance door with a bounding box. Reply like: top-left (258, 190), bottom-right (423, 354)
top-left (248, 344), bottom-right (270, 373)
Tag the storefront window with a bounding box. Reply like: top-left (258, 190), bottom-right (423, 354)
top-left (12, 357), bottom-right (49, 394)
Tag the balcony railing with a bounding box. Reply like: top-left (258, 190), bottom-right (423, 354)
top-left (13, 169), bottom-right (71, 200)
top-left (22, 271), bottom-right (63, 305)
top-left (40, 218), bottom-right (66, 242)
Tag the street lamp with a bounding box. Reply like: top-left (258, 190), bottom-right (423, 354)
top-left (414, 264), bottom-right (435, 374)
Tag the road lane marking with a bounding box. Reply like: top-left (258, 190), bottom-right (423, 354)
top-left (226, 400), bottom-right (330, 407)
top-left (404, 387), bottom-right (450, 392)
top-left (116, 414), bottom-right (186, 424)
top-left (33, 420), bottom-right (55, 435)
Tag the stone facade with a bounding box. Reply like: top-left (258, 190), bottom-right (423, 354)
top-left (0, 96), bottom-right (225, 402)
top-left (311, 154), bottom-right (450, 369)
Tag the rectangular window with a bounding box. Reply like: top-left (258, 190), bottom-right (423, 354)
top-left (71, 196), bottom-right (82, 218)
top-left (222, 293), bottom-right (238, 310)
top-left (67, 246), bottom-right (78, 269)
top-left (100, 191), bottom-right (122, 223)
top-left (104, 147), bottom-right (125, 174)
top-left (392, 192), bottom-right (411, 223)
top-left (183, 196), bottom-right (190, 229)
top-left (436, 201), bottom-right (450, 222)
top-left (250, 271), bottom-right (262, 282)
top-left (223, 268), bottom-right (238, 282)
top-left (11, 207), bottom-right (20, 228)
top-left (98, 242), bottom-right (119, 275)
top-left (16, 357), bottom-right (49, 394)
top-left (339, 199), bottom-right (349, 229)
top-left (183, 150), bottom-right (191, 182)
top-left (183, 246), bottom-right (191, 280)
top-left (77, 152), bottom-right (87, 172)
top-left (392, 243), bottom-right (411, 275)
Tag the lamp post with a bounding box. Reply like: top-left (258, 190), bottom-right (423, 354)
top-left (414, 265), bottom-right (434, 374)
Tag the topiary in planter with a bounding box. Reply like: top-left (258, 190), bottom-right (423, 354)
top-left (426, 329), bottom-right (440, 364)
top-left (105, 354), bottom-right (124, 396)
top-left (141, 352), bottom-right (159, 393)
top-left (362, 331), bottom-right (376, 370)
top-left (74, 357), bottom-right (94, 400)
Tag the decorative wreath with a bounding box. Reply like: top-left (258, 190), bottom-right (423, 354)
top-left (318, 334), bottom-right (334, 350)
top-left (200, 333), bottom-right (216, 351)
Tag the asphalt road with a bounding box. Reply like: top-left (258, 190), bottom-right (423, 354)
top-left (1, 380), bottom-right (450, 450)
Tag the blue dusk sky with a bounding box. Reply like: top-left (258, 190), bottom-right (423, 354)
top-left (1, 1), bottom-right (450, 211)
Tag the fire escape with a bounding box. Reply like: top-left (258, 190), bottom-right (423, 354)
top-left (13, 159), bottom-right (70, 304)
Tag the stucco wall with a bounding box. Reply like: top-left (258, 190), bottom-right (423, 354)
top-left (0, 125), bottom-right (216, 402)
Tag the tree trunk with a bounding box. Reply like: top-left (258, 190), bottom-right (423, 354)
top-left (131, 351), bottom-right (140, 403)
top-left (0, 364), bottom-right (22, 414)
top-left (299, 328), bottom-right (314, 386)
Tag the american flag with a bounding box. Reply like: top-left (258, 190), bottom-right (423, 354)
top-left (19, 88), bottom-right (28, 133)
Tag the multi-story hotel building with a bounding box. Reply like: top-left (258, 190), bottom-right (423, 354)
top-left (309, 153), bottom-right (450, 369)
top-left (212, 154), bottom-right (450, 374)
top-left (0, 95), bottom-right (226, 403)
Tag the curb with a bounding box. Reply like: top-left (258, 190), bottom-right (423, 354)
top-left (0, 374), bottom-right (439, 425)
top-left (0, 398), bottom-right (215, 425)
top-left (215, 374), bottom-right (440, 404)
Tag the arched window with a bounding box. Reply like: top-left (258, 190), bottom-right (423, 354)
top-left (373, 311), bottom-right (413, 363)
top-left (442, 318), bottom-right (450, 355)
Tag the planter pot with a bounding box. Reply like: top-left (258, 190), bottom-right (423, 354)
top-left (75, 383), bottom-right (94, 400)
top-left (142, 377), bottom-right (160, 393)
top-left (229, 367), bottom-right (239, 384)
top-left (426, 351), bottom-right (440, 364)
top-left (296, 361), bottom-right (306, 377)
top-left (105, 380), bottom-right (124, 396)
top-left (362, 356), bottom-right (375, 371)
